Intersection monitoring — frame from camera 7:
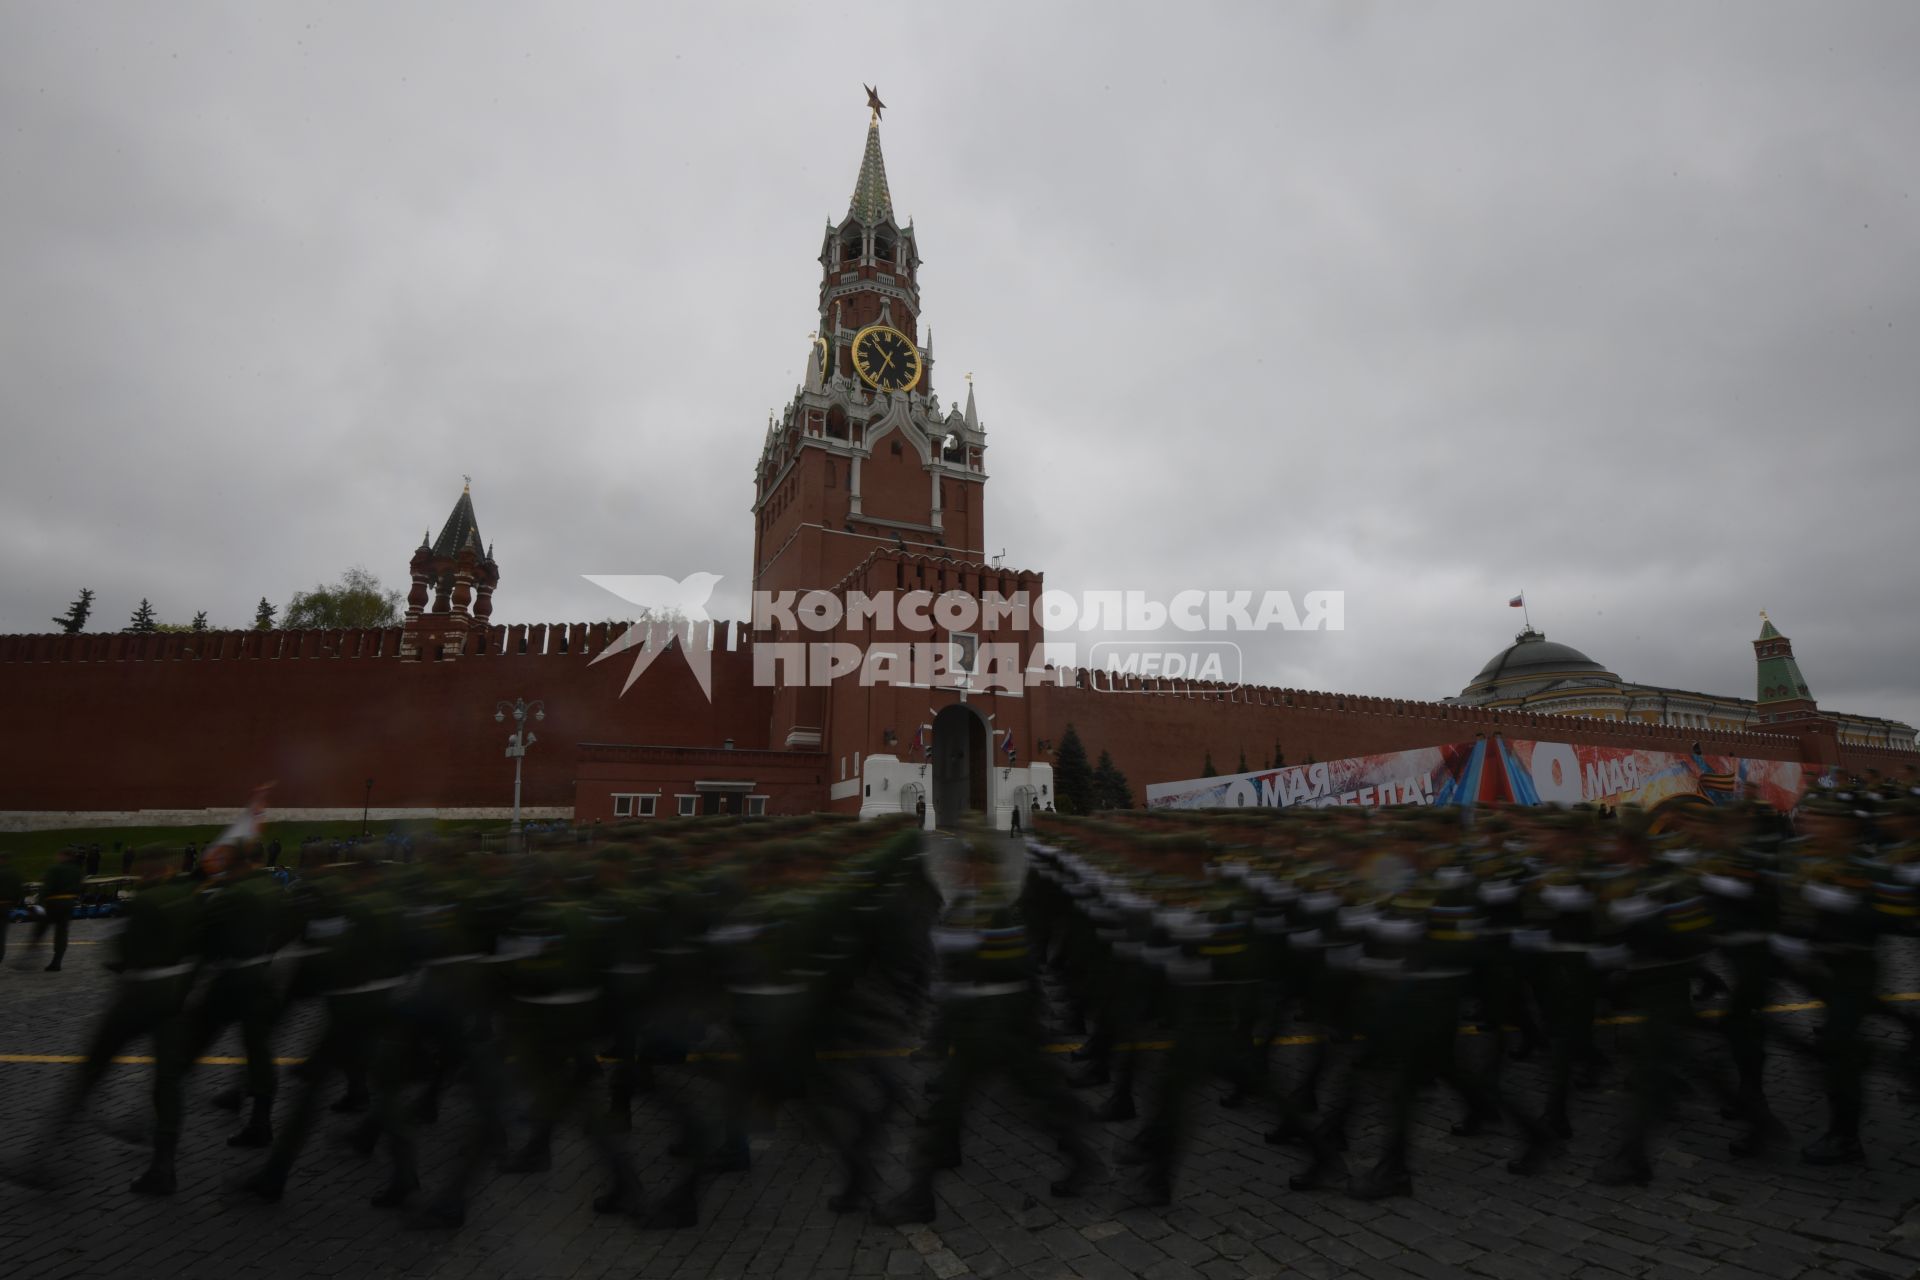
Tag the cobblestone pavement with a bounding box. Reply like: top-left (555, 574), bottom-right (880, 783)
top-left (3, 871), bottom-right (1919, 1279)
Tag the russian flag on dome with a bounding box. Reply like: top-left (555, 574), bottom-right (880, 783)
top-left (1508, 593), bottom-right (1525, 608)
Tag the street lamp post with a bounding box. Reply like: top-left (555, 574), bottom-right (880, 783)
top-left (494, 697), bottom-right (546, 836)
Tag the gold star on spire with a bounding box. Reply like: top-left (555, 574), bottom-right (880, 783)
top-left (865, 84), bottom-right (885, 121)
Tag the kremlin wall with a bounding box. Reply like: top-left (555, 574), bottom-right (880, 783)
top-left (0, 609), bottom-right (1910, 832)
top-left (3, 102), bottom-right (1914, 831)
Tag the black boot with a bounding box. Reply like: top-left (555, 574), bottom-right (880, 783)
top-left (592, 1165), bottom-right (644, 1217)
top-left (372, 1170), bottom-right (420, 1209)
top-left (1347, 1160), bottom-right (1411, 1201)
top-left (1095, 1091), bottom-right (1137, 1123)
top-left (1050, 1144), bottom-right (1096, 1199)
top-left (240, 1163), bottom-right (288, 1203)
top-left (827, 1162), bottom-right (874, 1214)
top-left (1507, 1117), bottom-right (1562, 1176)
top-left (1288, 1148), bottom-right (1349, 1192)
top-left (1729, 1109), bottom-right (1787, 1159)
top-left (501, 1137), bottom-right (552, 1173)
top-left (211, 1084), bottom-right (245, 1112)
top-left (228, 1097), bottom-right (273, 1149)
top-left (130, 1143), bottom-right (177, 1196)
top-left (1449, 1106), bottom-right (1499, 1137)
top-left (1593, 1148), bottom-right (1652, 1187)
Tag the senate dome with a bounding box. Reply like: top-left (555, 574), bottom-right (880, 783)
top-left (1460, 627), bottom-right (1619, 703)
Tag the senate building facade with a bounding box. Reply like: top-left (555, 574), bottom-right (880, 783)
top-left (1449, 619), bottom-right (1915, 750)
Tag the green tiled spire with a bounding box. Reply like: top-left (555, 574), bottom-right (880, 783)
top-left (1753, 612), bottom-right (1812, 706)
top-left (849, 116), bottom-right (893, 224)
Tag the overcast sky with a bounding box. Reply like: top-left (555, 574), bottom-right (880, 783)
top-left (3, 2), bottom-right (1916, 728)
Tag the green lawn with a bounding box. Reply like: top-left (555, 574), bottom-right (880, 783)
top-left (1, 818), bottom-right (524, 883)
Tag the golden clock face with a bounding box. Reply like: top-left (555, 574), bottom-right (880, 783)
top-left (851, 324), bottom-right (922, 392)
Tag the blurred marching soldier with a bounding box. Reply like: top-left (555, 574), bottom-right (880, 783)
top-left (592, 849), bottom-right (663, 1135)
top-left (188, 839), bottom-right (289, 1149)
top-left (1129, 890), bottom-right (1266, 1206)
top-left (19, 848), bottom-right (84, 971)
top-left (1267, 861), bottom-right (1367, 1190)
top-left (1867, 791), bottom-right (1920, 1099)
top-left (30, 846), bottom-right (201, 1194)
top-left (1692, 806), bottom-right (1790, 1157)
top-left (1586, 818), bottom-right (1719, 1186)
top-left (397, 854), bottom-right (516, 1229)
top-left (243, 859), bottom-right (412, 1203)
top-left (494, 860), bottom-right (667, 1225)
top-left (1511, 810), bottom-right (1613, 1144)
top-left (876, 856), bottom-right (1093, 1226)
top-left (1776, 794), bottom-right (1882, 1164)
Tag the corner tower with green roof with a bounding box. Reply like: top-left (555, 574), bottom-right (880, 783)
top-left (1753, 612), bottom-right (1816, 722)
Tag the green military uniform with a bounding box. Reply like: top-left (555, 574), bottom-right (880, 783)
top-left (877, 890), bottom-right (1092, 1226)
top-left (48, 872), bottom-right (201, 1193)
top-left (245, 868), bottom-right (411, 1203)
top-left (187, 862), bottom-right (288, 1146)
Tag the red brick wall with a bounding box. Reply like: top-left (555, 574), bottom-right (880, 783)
top-left (1028, 673), bottom-right (1869, 808)
top-left (0, 625), bottom-right (775, 813)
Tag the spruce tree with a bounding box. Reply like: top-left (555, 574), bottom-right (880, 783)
top-left (254, 597), bottom-right (277, 630)
top-left (1201, 751), bottom-right (1216, 778)
top-left (1053, 723), bottom-right (1095, 815)
top-left (1237, 748), bottom-right (1249, 774)
top-left (127, 599), bottom-right (158, 634)
top-left (1092, 750), bottom-right (1133, 810)
top-left (52, 587), bottom-right (95, 634)
top-left (190, 611), bottom-right (209, 633)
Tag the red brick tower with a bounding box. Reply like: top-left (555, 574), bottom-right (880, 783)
top-left (750, 97), bottom-right (987, 604)
top-left (751, 93), bottom-right (1049, 828)
top-left (400, 480), bottom-right (500, 661)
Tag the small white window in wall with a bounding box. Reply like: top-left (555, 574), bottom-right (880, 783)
top-left (746, 796), bottom-right (767, 816)
top-left (613, 795), bottom-right (633, 817)
top-left (676, 794), bottom-right (698, 817)
top-left (636, 795), bottom-right (657, 817)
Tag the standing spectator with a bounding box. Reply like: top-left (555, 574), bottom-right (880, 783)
top-left (0, 851), bottom-right (21, 962)
top-left (86, 844), bottom-right (102, 878)
top-left (267, 838), bottom-right (281, 868)
top-left (20, 850), bottom-right (82, 971)
top-left (118, 841), bottom-right (133, 875)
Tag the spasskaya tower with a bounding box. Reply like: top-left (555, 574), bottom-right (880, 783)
top-left (750, 89), bottom-right (989, 602)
